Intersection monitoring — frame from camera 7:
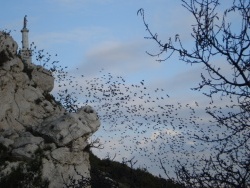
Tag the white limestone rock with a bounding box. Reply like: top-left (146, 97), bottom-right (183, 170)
top-left (0, 30), bottom-right (99, 188)
top-left (12, 131), bottom-right (44, 148)
top-left (0, 74), bottom-right (15, 120)
top-left (12, 143), bottom-right (40, 160)
top-left (35, 106), bottom-right (100, 147)
top-left (51, 147), bottom-right (84, 165)
top-left (23, 86), bottom-right (43, 103)
top-left (31, 65), bottom-right (54, 92)
top-left (71, 136), bottom-right (88, 152)
top-left (11, 132), bottom-right (44, 160)
top-left (2, 57), bottom-right (24, 72)
top-left (77, 106), bottom-right (100, 132)
top-left (42, 151), bottom-right (90, 188)
top-left (0, 32), bottom-right (18, 55)
top-left (0, 136), bottom-right (14, 147)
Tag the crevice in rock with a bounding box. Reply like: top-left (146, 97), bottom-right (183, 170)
top-left (0, 51), bottom-right (10, 66)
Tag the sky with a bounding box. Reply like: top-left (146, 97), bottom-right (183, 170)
top-left (1, 0), bottom-right (201, 98)
top-left (0, 0), bottom-right (237, 179)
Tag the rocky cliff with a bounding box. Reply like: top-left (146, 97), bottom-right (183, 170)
top-left (0, 31), bottom-right (100, 187)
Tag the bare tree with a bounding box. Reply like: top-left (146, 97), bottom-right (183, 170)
top-left (138, 0), bottom-right (250, 98)
top-left (138, 0), bottom-right (250, 187)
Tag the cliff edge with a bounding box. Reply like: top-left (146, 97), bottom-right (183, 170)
top-left (0, 31), bottom-right (100, 187)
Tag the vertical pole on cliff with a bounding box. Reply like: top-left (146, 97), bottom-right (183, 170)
top-left (21, 15), bottom-right (32, 64)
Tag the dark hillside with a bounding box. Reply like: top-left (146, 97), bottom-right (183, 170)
top-left (89, 152), bottom-right (182, 188)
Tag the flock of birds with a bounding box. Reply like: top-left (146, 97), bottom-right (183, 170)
top-left (52, 66), bottom-right (220, 177)
top-left (31, 46), bottom-right (245, 179)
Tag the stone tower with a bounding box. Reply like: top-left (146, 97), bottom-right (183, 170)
top-left (21, 15), bottom-right (32, 64)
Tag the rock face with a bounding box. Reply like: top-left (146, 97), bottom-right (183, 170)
top-left (0, 31), bottom-right (100, 187)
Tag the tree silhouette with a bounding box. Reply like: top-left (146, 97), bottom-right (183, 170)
top-left (2, 1), bottom-right (249, 185)
top-left (138, 0), bottom-right (250, 187)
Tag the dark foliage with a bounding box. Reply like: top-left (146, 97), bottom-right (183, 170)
top-left (89, 152), bottom-right (182, 188)
top-left (62, 167), bottom-right (91, 188)
top-left (2, 2), bottom-right (249, 185)
top-left (0, 146), bottom-right (49, 188)
top-left (0, 144), bottom-right (8, 167)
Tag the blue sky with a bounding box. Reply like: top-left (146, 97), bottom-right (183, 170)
top-left (0, 0), bottom-right (234, 178)
top-left (1, 0), bottom-right (199, 95)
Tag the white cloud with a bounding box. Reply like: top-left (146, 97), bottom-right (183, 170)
top-left (86, 40), bottom-right (136, 62)
top-left (150, 129), bottom-right (179, 141)
top-left (80, 39), bottom-right (157, 76)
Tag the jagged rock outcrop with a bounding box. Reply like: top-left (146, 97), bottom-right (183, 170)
top-left (0, 31), bottom-right (100, 187)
